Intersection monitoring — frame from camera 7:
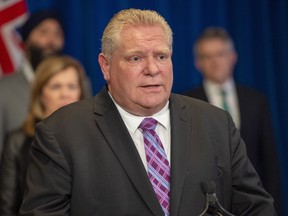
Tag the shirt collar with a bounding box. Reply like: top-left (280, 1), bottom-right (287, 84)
top-left (108, 92), bottom-right (170, 133)
top-left (204, 78), bottom-right (235, 95)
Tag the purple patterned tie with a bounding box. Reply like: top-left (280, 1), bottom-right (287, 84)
top-left (139, 118), bottom-right (170, 216)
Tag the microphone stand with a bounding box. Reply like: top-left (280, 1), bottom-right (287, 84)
top-left (199, 181), bottom-right (236, 216)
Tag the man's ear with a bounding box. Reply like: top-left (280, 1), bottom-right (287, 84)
top-left (98, 53), bottom-right (110, 81)
top-left (231, 51), bottom-right (238, 65)
top-left (194, 58), bottom-right (202, 73)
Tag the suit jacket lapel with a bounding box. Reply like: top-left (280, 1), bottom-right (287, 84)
top-left (93, 87), bottom-right (164, 216)
top-left (169, 94), bottom-right (191, 216)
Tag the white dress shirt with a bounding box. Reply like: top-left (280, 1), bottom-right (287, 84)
top-left (110, 94), bottom-right (171, 170)
top-left (203, 78), bottom-right (241, 129)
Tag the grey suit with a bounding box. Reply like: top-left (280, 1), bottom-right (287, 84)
top-left (0, 70), bottom-right (30, 158)
top-left (20, 87), bottom-right (276, 215)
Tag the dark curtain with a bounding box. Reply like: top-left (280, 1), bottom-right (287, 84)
top-left (26, 0), bottom-right (288, 214)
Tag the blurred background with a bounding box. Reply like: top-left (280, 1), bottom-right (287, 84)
top-left (3, 0), bottom-right (288, 214)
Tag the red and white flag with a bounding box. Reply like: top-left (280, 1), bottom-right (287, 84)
top-left (0, 0), bottom-right (28, 76)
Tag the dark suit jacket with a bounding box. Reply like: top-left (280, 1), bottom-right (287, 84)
top-left (20, 87), bottom-right (276, 216)
top-left (0, 129), bottom-right (32, 215)
top-left (184, 85), bottom-right (283, 215)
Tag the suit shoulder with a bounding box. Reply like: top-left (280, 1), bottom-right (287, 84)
top-left (43, 97), bottom-right (95, 125)
top-left (171, 94), bottom-right (233, 131)
top-left (182, 86), bottom-right (203, 97)
top-left (236, 85), bottom-right (268, 104)
top-left (0, 72), bottom-right (27, 100)
top-left (171, 93), bottom-right (224, 114)
top-left (0, 72), bottom-right (23, 86)
top-left (237, 85), bottom-right (265, 95)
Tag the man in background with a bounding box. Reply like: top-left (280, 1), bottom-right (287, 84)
top-left (184, 27), bottom-right (283, 215)
top-left (0, 9), bottom-right (91, 160)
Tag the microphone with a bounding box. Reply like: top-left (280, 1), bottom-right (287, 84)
top-left (199, 180), bottom-right (236, 216)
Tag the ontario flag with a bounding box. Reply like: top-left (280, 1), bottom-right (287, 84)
top-left (0, 0), bottom-right (28, 76)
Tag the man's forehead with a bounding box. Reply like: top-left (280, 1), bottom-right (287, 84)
top-left (34, 19), bottom-right (63, 30)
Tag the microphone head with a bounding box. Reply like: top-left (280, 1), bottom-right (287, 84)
top-left (201, 180), bottom-right (216, 194)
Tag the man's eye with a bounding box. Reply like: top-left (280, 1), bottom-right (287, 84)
top-left (157, 55), bottom-right (168, 61)
top-left (129, 56), bottom-right (141, 62)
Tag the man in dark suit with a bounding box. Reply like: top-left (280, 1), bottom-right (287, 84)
top-left (184, 27), bottom-right (283, 215)
top-left (20, 9), bottom-right (276, 215)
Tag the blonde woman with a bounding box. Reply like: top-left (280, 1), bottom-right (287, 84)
top-left (0, 55), bottom-right (87, 215)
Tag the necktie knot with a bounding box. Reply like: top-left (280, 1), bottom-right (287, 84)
top-left (139, 117), bottom-right (157, 131)
top-left (220, 88), bottom-right (227, 97)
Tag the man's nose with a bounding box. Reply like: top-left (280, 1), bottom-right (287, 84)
top-left (145, 57), bottom-right (159, 75)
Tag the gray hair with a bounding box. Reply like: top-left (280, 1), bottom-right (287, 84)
top-left (193, 27), bottom-right (235, 56)
top-left (101, 8), bottom-right (173, 59)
